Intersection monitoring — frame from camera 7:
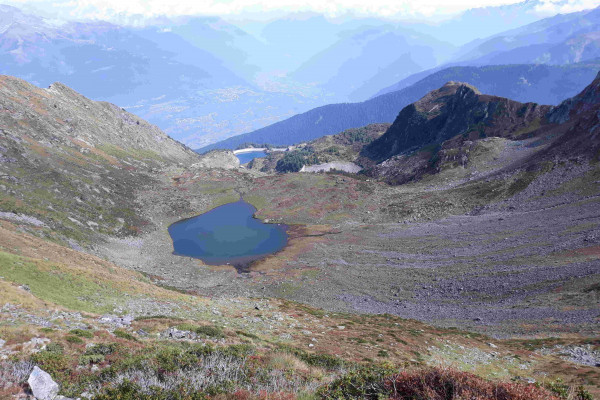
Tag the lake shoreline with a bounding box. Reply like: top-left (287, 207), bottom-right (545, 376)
top-left (167, 199), bottom-right (289, 272)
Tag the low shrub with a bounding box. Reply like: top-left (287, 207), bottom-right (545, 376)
top-left (544, 378), bottom-right (593, 400)
top-left (277, 345), bottom-right (345, 370)
top-left (85, 343), bottom-right (118, 356)
top-left (317, 365), bottom-right (396, 399)
top-left (45, 342), bottom-right (64, 354)
top-left (134, 315), bottom-right (178, 321)
top-left (222, 344), bottom-right (255, 357)
top-left (92, 379), bottom-right (207, 400)
top-left (323, 366), bottom-right (567, 400)
top-left (384, 368), bottom-right (561, 400)
top-left (79, 354), bottom-right (105, 365)
top-left (30, 351), bottom-right (71, 382)
top-left (318, 367), bottom-right (567, 399)
top-left (176, 324), bottom-right (225, 339)
top-left (195, 325), bottom-right (225, 339)
top-left (65, 335), bottom-right (84, 344)
top-left (113, 330), bottom-right (137, 341)
top-left (236, 330), bottom-right (259, 340)
top-left (377, 350), bottom-right (389, 358)
top-left (69, 329), bottom-right (94, 339)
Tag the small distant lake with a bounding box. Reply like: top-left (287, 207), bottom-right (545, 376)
top-left (236, 151), bottom-right (267, 164)
top-left (168, 200), bottom-right (288, 271)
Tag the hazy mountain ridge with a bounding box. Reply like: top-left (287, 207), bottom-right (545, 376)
top-left (2, 3), bottom-right (599, 149)
top-left (291, 24), bottom-right (455, 101)
top-left (357, 6), bottom-right (600, 101)
top-left (457, 6), bottom-right (600, 63)
top-left (0, 5), bottom-right (326, 147)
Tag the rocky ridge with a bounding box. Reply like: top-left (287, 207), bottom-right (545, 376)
top-left (363, 81), bottom-right (550, 163)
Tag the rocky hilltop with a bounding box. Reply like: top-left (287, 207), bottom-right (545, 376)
top-left (363, 81), bottom-right (551, 162)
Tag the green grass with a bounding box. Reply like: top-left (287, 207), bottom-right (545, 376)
top-left (0, 251), bottom-right (123, 314)
top-left (69, 329), bottom-right (94, 338)
top-left (65, 335), bottom-right (84, 344)
top-left (243, 194), bottom-right (269, 211)
top-left (207, 191), bottom-right (240, 211)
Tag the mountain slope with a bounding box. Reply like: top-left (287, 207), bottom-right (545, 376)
top-left (537, 70), bottom-right (600, 159)
top-left (362, 72), bottom-right (600, 186)
top-left (199, 62), bottom-right (600, 152)
top-left (0, 75), bottom-right (198, 243)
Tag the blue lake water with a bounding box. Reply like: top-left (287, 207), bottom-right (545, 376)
top-left (168, 200), bottom-right (288, 270)
top-left (236, 151), bottom-right (267, 164)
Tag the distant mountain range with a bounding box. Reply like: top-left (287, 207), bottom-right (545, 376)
top-left (0, 5), bottom-right (328, 147)
top-left (1, 3), bottom-right (599, 149)
top-left (455, 6), bottom-right (600, 64)
top-left (365, 6), bottom-right (600, 100)
top-left (290, 25), bottom-right (455, 102)
top-left (198, 61), bottom-right (600, 152)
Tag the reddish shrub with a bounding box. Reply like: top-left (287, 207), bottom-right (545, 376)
top-left (385, 368), bottom-right (560, 400)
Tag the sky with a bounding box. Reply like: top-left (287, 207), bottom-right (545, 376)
top-left (3, 0), bottom-right (598, 22)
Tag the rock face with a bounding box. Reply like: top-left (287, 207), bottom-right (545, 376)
top-left (28, 366), bottom-right (59, 400)
top-left (547, 71), bottom-right (600, 124)
top-left (533, 72), bottom-right (600, 161)
top-left (192, 150), bottom-right (240, 170)
top-left (363, 81), bottom-right (550, 162)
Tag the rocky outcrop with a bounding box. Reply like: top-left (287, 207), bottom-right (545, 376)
top-left (363, 81), bottom-right (550, 162)
top-left (192, 150), bottom-right (240, 170)
top-left (365, 74), bottom-right (600, 185)
top-left (531, 71), bottom-right (600, 161)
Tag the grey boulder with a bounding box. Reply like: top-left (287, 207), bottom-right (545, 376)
top-left (28, 366), bottom-right (59, 400)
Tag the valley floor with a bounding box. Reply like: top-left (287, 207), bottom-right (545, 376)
top-left (95, 158), bottom-right (600, 339)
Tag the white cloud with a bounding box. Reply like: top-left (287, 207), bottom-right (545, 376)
top-left (4, 0), bottom-right (598, 21)
top-left (534, 0), bottom-right (599, 14)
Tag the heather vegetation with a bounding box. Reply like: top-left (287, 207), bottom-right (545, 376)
top-left (2, 338), bottom-right (590, 400)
